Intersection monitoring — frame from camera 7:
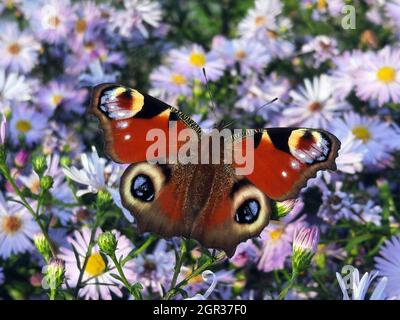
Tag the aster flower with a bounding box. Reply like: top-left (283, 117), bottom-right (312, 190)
top-left (59, 228), bottom-right (136, 300)
top-left (132, 240), bottom-right (175, 295)
top-left (9, 103), bottom-right (49, 147)
top-left (123, 0), bottom-right (162, 38)
top-left (70, 1), bottom-right (106, 41)
top-left (238, 0), bottom-right (282, 39)
top-left (0, 69), bottom-right (32, 112)
top-left (79, 60), bottom-right (119, 87)
top-left (150, 66), bottom-right (192, 100)
top-left (355, 46), bottom-right (400, 106)
top-left (30, 0), bottom-right (74, 44)
top-left (330, 50), bottom-right (365, 100)
top-left (331, 112), bottom-right (400, 167)
top-left (301, 35), bottom-right (338, 67)
top-left (235, 73), bottom-right (289, 122)
top-left (257, 200), bottom-right (305, 272)
top-left (0, 192), bottom-right (39, 259)
top-left (385, 0), bottom-right (400, 29)
top-left (375, 235), bottom-right (400, 298)
top-left (333, 133), bottom-right (366, 176)
top-left (282, 75), bottom-right (350, 128)
top-left (62, 146), bottom-right (133, 222)
top-left (336, 268), bottom-right (387, 300)
top-left (352, 200), bottom-right (382, 226)
top-left (317, 181), bottom-right (358, 224)
top-left (36, 80), bottom-right (86, 116)
top-left (229, 239), bottom-right (260, 268)
top-left (212, 37), bottom-right (270, 75)
top-left (169, 44), bottom-right (225, 82)
top-left (0, 22), bottom-right (41, 74)
top-left (42, 121), bottom-right (84, 157)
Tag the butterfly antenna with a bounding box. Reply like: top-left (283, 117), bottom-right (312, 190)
top-left (202, 68), bottom-right (221, 128)
top-left (221, 97), bottom-right (278, 129)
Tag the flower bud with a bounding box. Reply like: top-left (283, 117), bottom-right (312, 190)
top-left (40, 175), bottom-right (54, 192)
top-left (32, 155), bottom-right (47, 176)
top-left (96, 189), bottom-right (112, 210)
top-left (271, 199), bottom-right (297, 220)
top-left (15, 150), bottom-right (29, 168)
top-left (98, 231), bottom-right (118, 256)
top-left (292, 225), bottom-right (320, 274)
top-left (45, 259), bottom-right (65, 290)
top-left (34, 233), bottom-right (52, 262)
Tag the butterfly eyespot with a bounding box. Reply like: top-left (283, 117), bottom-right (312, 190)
top-left (130, 174), bottom-right (155, 202)
top-left (235, 199), bottom-right (260, 224)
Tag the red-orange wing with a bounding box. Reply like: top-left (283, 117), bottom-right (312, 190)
top-left (90, 83), bottom-right (200, 164)
top-left (233, 128), bottom-right (340, 201)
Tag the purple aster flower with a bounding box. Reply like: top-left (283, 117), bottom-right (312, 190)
top-left (37, 80), bottom-right (86, 116)
top-left (355, 46), bottom-right (400, 107)
top-left (331, 112), bottom-right (400, 168)
top-left (375, 235), bottom-right (400, 299)
top-left (59, 228), bottom-right (136, 300)
top-left (0, 22), bottom-right (41, 74)
top-left (150, 66), bottom-right (192, 101)
top-left (330, 50), bottom-right (365, 100)
top-left (9, 103), bottom-right (49, 147)
top-left (301, 35), bottom-right (339, 67)
top-left (281, 75), bottom-right (350, 128)
top-left (169, 44), bottom-right (225, 82)
top-left (257, 200), bottom-right (306, 272)
top-left (30, 0), bottom-right (74, 44)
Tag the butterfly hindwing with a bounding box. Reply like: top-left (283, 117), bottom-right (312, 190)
top-left (233, 127), bottom-right (340, 201)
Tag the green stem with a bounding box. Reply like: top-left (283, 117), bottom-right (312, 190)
top-left (169, 241), bottom-right (187, 291)
top-left (50, 288), bottom-right (56, 300)
top-left (73, 225), bottom-right (98, 298)
top-left (163, 251), bottom-right (225, 300)
top-left (278, 271), bottom-right (299, 300)
top-left (121, 234), bottom-right (157, 266)
top-left (110, 253), bottom-right (142, 300)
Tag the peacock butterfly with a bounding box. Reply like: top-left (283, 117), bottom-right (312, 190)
top-left (89, 83), bottom-right (340, 257)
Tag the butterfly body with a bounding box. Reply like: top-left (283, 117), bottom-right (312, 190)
top-left (90, 84), bottom-right (340, 257)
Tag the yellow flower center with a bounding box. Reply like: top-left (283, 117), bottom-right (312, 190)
top-left (8, 42), bottom-right (21, 55)
top-left (189, 52), bottom-right (206, 68)
top-left (376, 66), bottom-right (396, 84)
top-left (269, 228), bottom-right (284, 241)
top-left (52, 94), bottom-right (63, 106)
top-left (255, 16), bottom-right (266, 27)
top-left (170, 73), bottom-right (187, 85)
top-left (235, 50), bottom-right (247, 60)
top-left (85, 252), bottom-right (106, 276)
top-left (183, 270), bottom-right (203, 284)
top-left (317, 0), bottom-right (327, 10)
top-left (48, 16), bottom-right (60, 28)
top-left (2, 215), bottom-right (22, 235)
top-left (352, 126), bottom-right (372, 143)
top-left (16, 120), bottom-right (32, 133)
top-left (75, 19), bottom-right (87, 33)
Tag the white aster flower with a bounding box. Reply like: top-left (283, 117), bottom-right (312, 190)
top-left (0, 21), bottom-right (41, 74)
top-left (336, 267), bottom-right (387, 300)
top-left (0, 193), bottom-right (39, 259)
top-left (355, 46), bottom-right (400, 106)
top-left (282, 75), bottom-right (349, 128)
